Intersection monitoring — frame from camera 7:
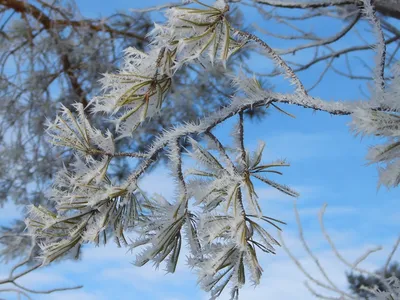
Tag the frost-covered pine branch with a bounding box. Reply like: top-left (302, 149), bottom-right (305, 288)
top-left (4, 0), bottom-right (400, 261)
top-left (22, 0), bottom-right (400, 298)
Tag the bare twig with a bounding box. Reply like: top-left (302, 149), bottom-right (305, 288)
top-left (280, 201), bottom-right (400, 299)
top-left (235, 29), bottom-right (308, 95)
top-left (384, 236), bottom-right (400, 275)
top-left (0, 236), bottom-right (82, 298)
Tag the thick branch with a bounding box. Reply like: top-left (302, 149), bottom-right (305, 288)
top-left (60, 53), bottom-right (88, 107)
top-left (0, 0), bottom-right (147, 40)
top-left (0, 0), bottom-right (148, 107)
top-left (126, 92), bottom-right (358, 185)
top-left (253, 0), bottom-right (400, 20)
top-left (254, 0), bottom-right (357, 9)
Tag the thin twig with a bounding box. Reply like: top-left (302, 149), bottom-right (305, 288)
top-left (293, 200), bottom-right (346, 296)
top-left (384, 235), bottom-right (400, 275)
top-left (319, 203), bottom-right (394, 294)
top-left (235, 29), bottom-right (308, 95)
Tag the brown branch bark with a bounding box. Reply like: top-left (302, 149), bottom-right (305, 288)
top-left (60, 53), bottom-right (88, 107)
top-left (0, 0), bottom-right (148, 107)
top-left (0, 0), bottom-right (147, 40)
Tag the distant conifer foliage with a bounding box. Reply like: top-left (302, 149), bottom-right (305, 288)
top-left (347, 263), bottom-right (400, 298)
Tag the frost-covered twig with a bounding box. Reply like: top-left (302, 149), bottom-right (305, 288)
top-left (362, 0), bottom-right (386, 93)
top-left (319, 203), bottom-right (395, 294)
top-left (293, 200), bottom-right (345, 296)
top-left (280, 201), bottom-right (400, 299)
top-left (0, 236), bottom-right (82, 299)
top-left (234, 30), bottom-right (308, 95)
top-left (384, 236), bottom-right (400, 275)
top-left (254, 0), bottom-right (358, 8)
top-left (278, 201), bottom-right (356, 299)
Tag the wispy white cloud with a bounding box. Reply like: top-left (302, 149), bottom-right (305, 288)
top-left (257, 131), bottom-right (344, 161)
top-left (250, 130), bottom-right (371, 166)
top-left (100, 264), bottom-right (194, 290)
top-left (80, 243), bottom-right (134, 262)
top-left (18, 270), bottom-right (73, 287)
top-left (45, 290), bottom-right (107, 300)
top-left (297, 205), bottom-right (355, 217)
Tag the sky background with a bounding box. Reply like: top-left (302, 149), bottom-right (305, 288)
top-left (1, 0), bottom-right (400, 299)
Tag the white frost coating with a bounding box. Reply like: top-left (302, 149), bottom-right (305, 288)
top-left (362, 0), bottom-right (386, 99)
top-left (131, 194), bottom-right (186, 273)
top-left (349, 0), bottom-right (400, 189)
top-left (46, 103), bottom-right (116, 155)
top-left (91, 0), bottom-right (241, 139)
top-left (126, 82), bottom-right (358, 186)
top-left (91, 47), bottom-right (172, 139)
top-left (363, 276), bottom-right (400, 300)
top-left (351, 63), bottom-right (400, 188)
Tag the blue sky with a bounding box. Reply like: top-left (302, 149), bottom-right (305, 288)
top-left (1, 0), bottom-right (400, 299)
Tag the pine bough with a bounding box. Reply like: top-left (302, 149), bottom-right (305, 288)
top-left (25, 0), bottom-right (400, 299)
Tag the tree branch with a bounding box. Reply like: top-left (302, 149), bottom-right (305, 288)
top-left (0, 0), bottom-right (147, 40)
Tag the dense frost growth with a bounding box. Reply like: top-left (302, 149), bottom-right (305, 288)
top-left (349, 0), bottom-right (400, 189)
top-left (351, 63), bottom-right (400, 188)
top-left (366, 276), bottom-right (400, 300)
top-left (351, 61), bottom-right (400, 187)
top-left (23, 0), bottom-right (400, 299)
top-left (90, 0), bottom-right (243, 139)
